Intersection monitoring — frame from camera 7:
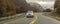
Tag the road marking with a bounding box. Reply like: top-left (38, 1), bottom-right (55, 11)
top-left (29, 15), bottom-right (37, 24)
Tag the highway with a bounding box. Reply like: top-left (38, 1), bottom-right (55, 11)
top-left (3, 16), bottom-right (34, 24)
top-left (3, 13), bottom-right (60, 24)
top-left (35, 13), bottom-right (60, 24)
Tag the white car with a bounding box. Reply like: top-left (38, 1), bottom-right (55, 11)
top-left (26, 11), bottom-right (34, 18)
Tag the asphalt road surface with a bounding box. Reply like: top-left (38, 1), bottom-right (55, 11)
top-left (3, 16), bottom-right (34, 24)
top-left (3, 13), bottom-right (60, 24)
top-left (35, 13), bottom-right (60, 24)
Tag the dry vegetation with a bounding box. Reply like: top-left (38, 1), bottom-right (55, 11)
top-left (43, 0), bottom-right (60, 21)
top-left (0, 0), bottom-right (17, 16)
top-left (0, 0), bottom-right (42, 17)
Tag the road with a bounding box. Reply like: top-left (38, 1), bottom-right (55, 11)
top-left (3, 13), bottom-right (60, 24)
top-left (3, 15), bottom-right (34, 24)
top-left (35, 13), bottom-right (60, 24)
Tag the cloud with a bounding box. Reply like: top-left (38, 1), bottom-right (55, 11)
top-left (37, 1), bottom-right (54, 4)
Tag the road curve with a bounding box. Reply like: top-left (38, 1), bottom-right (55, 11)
top-left (2, 13), bottom-right (60, 24)
top-left (29, 14), bottom-right (37, 24)
top-left (35, 13), bottom-right (60, 24)
top-left (3, 16), bottom-right (34, 24)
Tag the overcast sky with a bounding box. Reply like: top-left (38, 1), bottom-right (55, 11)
top-left (26, 0), bottom-right (55, 2)
top-left (26, 0), bottom-right (55, 10)
top-left (38, 0), bottom-right (55, 1)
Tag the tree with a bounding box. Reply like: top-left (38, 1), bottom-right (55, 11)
top-left (0, 0), bottom-right (17, 16)
top-left (54, 0), bottom-right (60, 15)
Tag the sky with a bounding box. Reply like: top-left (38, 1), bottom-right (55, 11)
top-left (37, 0), bottom-right (55, 1)
top-left (26, 0), bottom-right (55, 2)
top-left (26, 0), bottom-right (55, 10)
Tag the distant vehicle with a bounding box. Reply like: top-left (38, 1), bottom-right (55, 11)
top-left (26, 11), bottom-right (34, 18)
